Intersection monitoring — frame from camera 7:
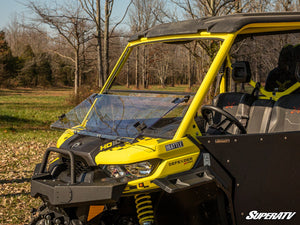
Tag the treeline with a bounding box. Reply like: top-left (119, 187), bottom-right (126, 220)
top-left (0, 31), bottom-right (73, 87)
top-left (0, 0), bottom-right (299, 95)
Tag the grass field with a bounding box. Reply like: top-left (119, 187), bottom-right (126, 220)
top-left (0, 88), bottom-right (72, 224)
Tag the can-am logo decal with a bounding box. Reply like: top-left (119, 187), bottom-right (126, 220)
top-left (225, 102), bottom-right (236, 109)
top-left (246, 210), bottom-right (296, 220)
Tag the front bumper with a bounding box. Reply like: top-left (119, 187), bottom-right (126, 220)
top-left (31, 147), bottom-right (127, 206)
top-left (31, 176), bottom-right (127, 206)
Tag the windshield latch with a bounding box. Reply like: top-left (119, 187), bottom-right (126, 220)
top-left (172, 95), bottom-right (190, 104)
top-left (58, 113), bottom-right (66, 120)
top-left (133, 121), bottom-right (147, 132)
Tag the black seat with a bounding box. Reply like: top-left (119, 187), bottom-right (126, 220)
top-left (268, 94), bottom-right (300, 132)
top-left (265, 45), bottom-right (297, 92)
top-left (247, 99), bottom-right (274, 133)
top-left (212, 92), bottom-right (255, 133)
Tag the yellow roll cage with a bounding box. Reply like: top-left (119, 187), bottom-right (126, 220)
top-left (94, 21), bottom-right (300, 140)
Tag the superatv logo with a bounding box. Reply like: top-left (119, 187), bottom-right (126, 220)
top-left (246, 210), bottom-right (296, 220)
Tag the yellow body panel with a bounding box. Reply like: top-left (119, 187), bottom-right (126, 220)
top-left (94, 137), bottom-right (200, 193)
top-left (95, 137), bottom-right (199, 165)
top-left (124, 152), bottom-right (199, 193)
top-left (57, 129), bottom-right (75, 148)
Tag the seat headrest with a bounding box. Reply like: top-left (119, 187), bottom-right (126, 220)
top-left (278, 44), bottom-right (294, 71)
top-left (294, 45), bottom-right (300, 82)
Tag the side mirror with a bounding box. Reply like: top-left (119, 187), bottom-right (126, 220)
top-left (232, 61), bottom-right (251, 83)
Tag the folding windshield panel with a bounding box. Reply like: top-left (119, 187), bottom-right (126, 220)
top-left (51, 94), bottom-right (185, 141)
top-left (51, 94), bottom-right (97, 130)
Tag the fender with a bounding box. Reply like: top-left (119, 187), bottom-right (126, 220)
top-left (153, 148), bottom-right (236, 225)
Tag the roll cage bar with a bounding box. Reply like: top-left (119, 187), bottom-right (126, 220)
top-left (95, 13), bottom-right (300, 140)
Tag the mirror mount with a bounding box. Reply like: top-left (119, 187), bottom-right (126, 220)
top-left (232, 61), bottom-right (251, 83)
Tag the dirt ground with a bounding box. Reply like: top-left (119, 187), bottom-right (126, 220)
top-left (0, 88), bottom-right (71, 224)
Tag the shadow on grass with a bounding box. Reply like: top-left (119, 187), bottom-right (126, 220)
top-left (0, 177), bottom-right (31, 197)
top-left (0, 89), bottom-right (33, 96)
top-left (0, 115), bottom-right (38, 125)
top-left (0, 115), bottom-right (53, 125)
top-left (0, 192), bottom-right (30, 197)
top-left (0, 87), bottom-right (72, 96)
top-left (0, 177), bottom-right (31, 184)
top-left (1, 102), bottom-right (69, 111)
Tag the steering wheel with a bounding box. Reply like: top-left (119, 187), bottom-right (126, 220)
top-left (201, 105), bottom-right (247, 134)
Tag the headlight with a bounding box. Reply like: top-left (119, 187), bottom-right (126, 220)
top-left (125, 161), bottom-right (152, 177)
top-left (102, 160), bottom-right (159, 180)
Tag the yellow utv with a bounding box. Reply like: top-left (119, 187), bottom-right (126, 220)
top-left (29, 12), bottom-right (299, 225)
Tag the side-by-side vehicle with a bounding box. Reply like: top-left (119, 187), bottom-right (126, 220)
top-left (29, 12), bottom-right (300, 225)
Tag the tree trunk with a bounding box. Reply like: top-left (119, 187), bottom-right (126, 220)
top-left (97, 0), bottom-right (104, 88)
top-left (235, 0), bottom-right (241, 13)
top-left (104, 0), bottom-right (110, 81)
top-left (160, 77), bottom-right (166, 88)
top-left (97, 33), bottom-right (104, 87)
top-left (74, 50), bottom-right (79, 97)
top-left (80, 33), bottom-right (86, 85)
top-left (188, 52), bottom-right (192, 88)
top-left (142, 45), bottom-right (147, 88)
top-left (135, 47), bottom-right (139, 89)
top-left (171, 72), bottom-right (175, 87)
top-left (126, 60), bottom-right (130, 88)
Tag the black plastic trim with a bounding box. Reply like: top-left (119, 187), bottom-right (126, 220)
top-left (129, 12), bottom-right (300, 41)
top-left (32, 147), bottom-right (128, 207)
top-left (153, 152), bottom-right (236, 225)
top-left (153, 167), bottom-right (214, 193)
top-left (31, 175), bottom-right (127, 206)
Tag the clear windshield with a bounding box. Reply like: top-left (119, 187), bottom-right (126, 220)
top-left (52, 94), bottom-right (186, 141)
top-left (52, 38), bottom-right (222, 141)
top-left (51, 94), bottom-right (97, 130)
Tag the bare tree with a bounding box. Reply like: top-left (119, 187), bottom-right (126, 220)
top-left (247, 0), bottom-right (272, 12)
top-left (129, 0), bottom-right (165, 88)
top-left (26, 0), bottom-right (93, 97)
top-left (79, 0), bottom-right (132, 88)
top-left (274, 0), bottom-right (296, 11)
top-left (170, 0), bottom-right (249, 18)
top-left (158, 0), bottom-right (250, 98)
top-left (5, 14), bottom-right (49, 57)
top-left (79, 0), bottom-right (104, 88)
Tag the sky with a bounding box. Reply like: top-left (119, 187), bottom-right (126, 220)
top-left (0, 0), bottom-right (133, 30)
top-left (0, 0), bottom-right (27, 29)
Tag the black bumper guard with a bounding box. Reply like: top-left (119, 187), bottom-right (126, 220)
top-left (31, 147), bottom-right (127, 206)
top-left (39, 147), bottom-right (76, 183)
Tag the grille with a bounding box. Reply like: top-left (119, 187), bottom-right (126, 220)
top-left (63, 157), bottom-right (91, 177)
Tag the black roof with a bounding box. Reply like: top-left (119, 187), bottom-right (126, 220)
top-left (129, 12), bottom-right (300, 42)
